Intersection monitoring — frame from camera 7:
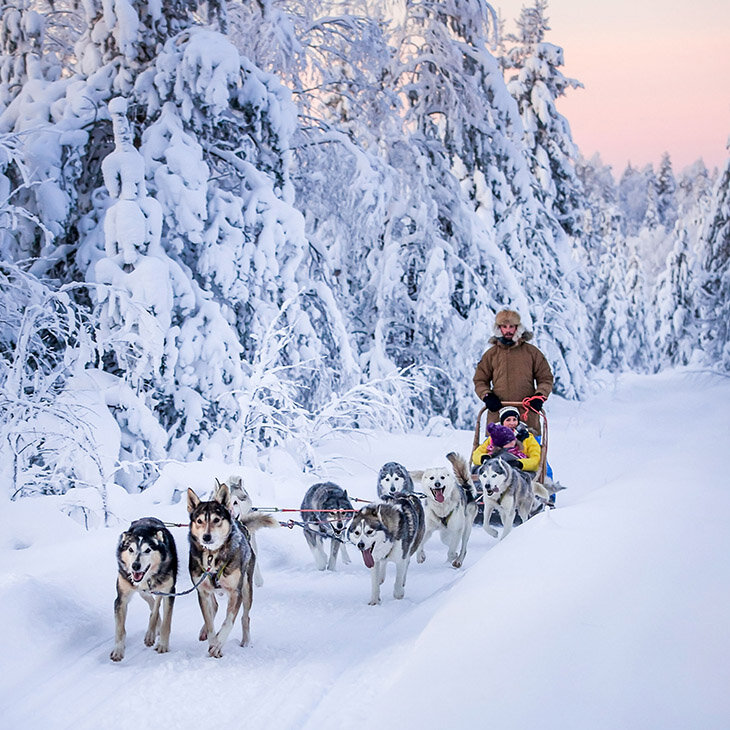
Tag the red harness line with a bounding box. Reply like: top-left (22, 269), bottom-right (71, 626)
top-left (520, 395), bottom-right (546, 421)
top-left (163, 506), bottom-right (361, 530)
top-left (255, 507), bottom-right (359, 513)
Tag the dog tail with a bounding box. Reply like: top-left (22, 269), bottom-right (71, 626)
top-left (544, 478), bottom-right (567, 494)
top-left (446, 452), bottom-right (478, 501)
top-left (238, 512), bottom-right (279, 532)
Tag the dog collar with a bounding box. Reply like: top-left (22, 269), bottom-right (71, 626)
top-left (204, 553), bottom-right (229, 585)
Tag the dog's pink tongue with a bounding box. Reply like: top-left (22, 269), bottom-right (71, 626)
top-left (133, 571), bottom-right (145, 582)
top-left (361, 548), bottom-right (375, 568)
top-left (433, 488), bottom-right (445, 503)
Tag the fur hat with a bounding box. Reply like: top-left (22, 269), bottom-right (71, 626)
top-left (495, 309), bottom-right (521, 327)
top-left (487, 422), bottom-right (516, 447)
top-left (498, 406), bottom-right (521, 424)
top-left (491, 308), bottom-right (531, 343)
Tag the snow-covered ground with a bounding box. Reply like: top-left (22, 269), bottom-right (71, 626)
top-left (1, 369), bottom-right (729, 730)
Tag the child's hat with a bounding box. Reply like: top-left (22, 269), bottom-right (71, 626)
top-left (487, 422), bottom-right (516, 447)
top-left (498, 406), bottom-right (521, 424)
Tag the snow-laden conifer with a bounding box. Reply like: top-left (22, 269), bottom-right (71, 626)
top-left (697, 156), bottom-right (730, 369)
top-left (503, 0), bottom-right (584, 237)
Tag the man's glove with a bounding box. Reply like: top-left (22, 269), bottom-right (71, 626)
top-left (512, 460), bottom-right (523, 470)
top-left (524, 394), bottom-right (546, 412)
top-left (482, 392), bottom-right (502, 411)
top-left (515, 425), bottom-right (530, 442)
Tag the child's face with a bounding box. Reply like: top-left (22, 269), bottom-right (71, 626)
top-left (505, 439), bottom-right (517, 449)
top-left (503, 415), bottom-right (518, 429)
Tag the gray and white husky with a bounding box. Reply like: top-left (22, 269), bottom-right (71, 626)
top-left (349, 493), bottom-right (425, 605)
top-left (225, 475), bottom-right (265, 587)
top-left (111, 517), bottom-right (178, 662)
top-left (376, 461), bottom-right (415, 497)
top-left (300, 482), bottom-right (354, 571)
top-left (476, 452), bottom-right (547, 539)
top-left (416, 452), bottom-right (478, 568)
top-left (188, 483), bottom-right (277, 658)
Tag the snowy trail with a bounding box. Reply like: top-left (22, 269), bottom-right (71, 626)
top-left (0, 493), bottom-right (498, 730)
top-left (2, 370), bottom-right (730, 730)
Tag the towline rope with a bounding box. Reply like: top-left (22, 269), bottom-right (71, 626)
top-left (251, 507), bottom-right (358, 514)
top-left (149, 563), bottom-right (228, 598)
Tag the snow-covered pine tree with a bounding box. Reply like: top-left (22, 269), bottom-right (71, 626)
top-left (697, 155), bottom-right (730, 370)
top-left (573, 153), bottom-right (621, 349)
top-left (228, 0), bottom-right (594, 418)
top-left (83, 5), bottom-right (363, 463)
top-left (618, 163), bottom-right (650, 237)
top-left (623, 248), bottom-right (651, 371)
top-left (593, 239), bottom-right (630, 372)
top-left (594, 235), bottom-right (650, 372)
top-left (386, 0), bottom-right (590, 409)
top-left (1, 1), bottom-right (368, 491)
top-left (651, 225), bottom-right (700, 368)
top-left (676, 159), bottom-right (713, 218)
top-left (0, 0), bottom-right (67, 273)
top-left (503, 0), bottom-right (585, 237)
top-left (656, 152), bottom-right (678, 232)
top-left (0, 0), bottom-right (59, 107)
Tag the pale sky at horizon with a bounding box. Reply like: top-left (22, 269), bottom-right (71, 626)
top-left (496, 0), bottom-right (730, 175)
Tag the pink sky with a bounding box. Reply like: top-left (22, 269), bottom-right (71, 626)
top-left (497, 0), bottom-right (730, 174)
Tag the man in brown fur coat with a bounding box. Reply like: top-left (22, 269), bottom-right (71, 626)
top-left (473, 309), bottom-right (553, 435)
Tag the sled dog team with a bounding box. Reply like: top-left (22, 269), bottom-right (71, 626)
top-left (112, 453), bottom-right (558, 661)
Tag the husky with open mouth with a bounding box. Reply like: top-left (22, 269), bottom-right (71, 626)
top-left (111, 517), bottom-right (178, 662)
top-left (349, 493), bottom-right (425, 605)
top-left (416, 452), bottom-right (478, 568)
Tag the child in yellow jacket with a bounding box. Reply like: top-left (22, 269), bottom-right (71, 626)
top-left (472, 406), bottom-right (542, 471)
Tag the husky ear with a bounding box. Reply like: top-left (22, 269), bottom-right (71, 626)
top-left (155, 530), bottom-right (165, 544)
top-left (343, 490), bottom-right (348, 499)
top-left (214, 481), bottom-right (231, 508)
top-left (187, 488), bottom-right (200, 513)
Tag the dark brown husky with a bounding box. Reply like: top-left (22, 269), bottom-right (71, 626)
top-left (187, 482), bottom-right (277, 658)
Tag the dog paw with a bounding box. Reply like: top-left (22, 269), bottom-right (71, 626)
top-left (155, 642), bottom-right (169, 654)
top-left (144, 631), bottom-right (155, 647)
top-left (394, 590), bottom-right (404, 600)
top-left (208, 642), bottom-right (224, 658)
top-left (416, 552), bottom-right (425, 564)
top-left (110, 647), bottom-right (124, 662)
top-left (451, 559), bottom-right (462, 569)
top-left (199, 626), bottom-right (208, 641)
top-left (368, 597), bottom-right (381, 606)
